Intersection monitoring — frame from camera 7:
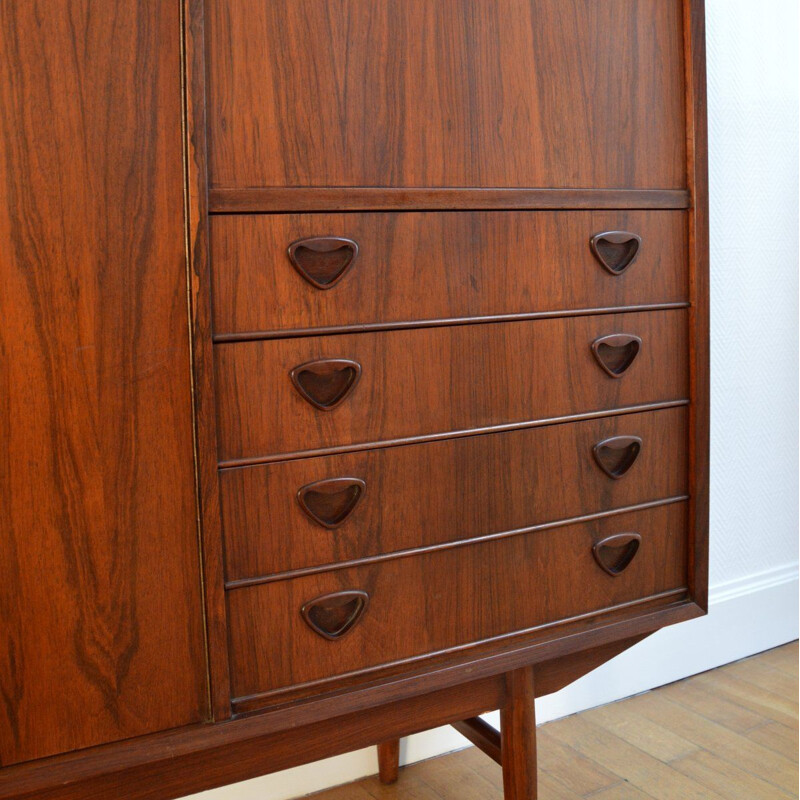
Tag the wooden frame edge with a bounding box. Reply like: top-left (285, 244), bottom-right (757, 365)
top-left (684, 0), bottom-right (711, 613)
top-left (182, 0), bottom-right (232, 719)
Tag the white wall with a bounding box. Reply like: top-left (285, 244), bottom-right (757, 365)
top-left (192, 2), bottom-right (799, 797)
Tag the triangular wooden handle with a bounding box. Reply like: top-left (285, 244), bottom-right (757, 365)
top-left (593, 533), bottom-right (641, 576)
top-left (290, 358), bottom-right (362, 410)
top-left (591, 334), bottom-right (641, 377)
top-left (301, 590), bottom-right (369, 640)
top-left (288, 236), bottom-right (359, 289)
top-left (590, 231), bottom-right (642, 275)
top-left (297, 477), bottom-right (366, 528)
top-left (593, 435), bottom-right (642, 479)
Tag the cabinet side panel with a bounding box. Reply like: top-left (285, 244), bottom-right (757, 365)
top-left (0, 0), bottom-right (207, 764)
top-left (684, 0), bottom-right (711, 610)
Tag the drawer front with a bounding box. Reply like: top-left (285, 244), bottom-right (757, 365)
top-left (215, 310), bottom-right (688, 462)
top-left (221, 408), bottom-right (688, 581)
top-left (227, 503), bottom-right (688, 702)
top-left (211, 211), bottom-right (688, 337)
top-left (205, 0), bottom-right (685, 189)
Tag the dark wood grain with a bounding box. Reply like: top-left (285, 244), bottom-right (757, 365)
top-left (205, 0), bottom-right (686, 189)
top-left (183, 0), bottom-right (233, 720)
top-left (210, 211), bottom-right (689, 337)
top-left (684, 0), bottom-right (711, 612)
top-left (0, 0), bottom-right (207, 765)
top-left (226, 503), bottom-right (688, 703)
top-left (501, 668), bottom-right (538, 799)
top-left (208, 188), bottom-right (691, 213)
top-left (0, 0), bottom-right (710, 793)
top-left (220, 408), bottom-right (688, 580)
top-left (215, 310), bottom-right (689, 461)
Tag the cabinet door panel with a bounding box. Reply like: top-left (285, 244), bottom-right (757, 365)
top-left (206, 0), bottom-right (686, 189)
top-left (0, 0), bottom-right (207, 764)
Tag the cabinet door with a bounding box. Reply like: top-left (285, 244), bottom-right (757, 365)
top-left (206, 0), bottom-right (686, 190)
top-left (0, 1), bottom-right (207, 764)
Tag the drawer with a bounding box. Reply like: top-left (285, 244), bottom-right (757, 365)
top-left (227, 503), bottom-right (688, 703)
top-left (221, 407), bottom-right (688, 581)
top-left (205, 0), bottom-right (685, 189)
top-left (215, 309), bottom-right (688, 462)
top-left (211, 211), bottom-right (688, 337)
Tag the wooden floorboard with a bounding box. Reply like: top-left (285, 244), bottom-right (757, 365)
top-left (307, 643), bottom-right (798, 799)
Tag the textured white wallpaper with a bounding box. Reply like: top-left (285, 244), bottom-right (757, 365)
top-left (706, 0), bottom-right (798, 583)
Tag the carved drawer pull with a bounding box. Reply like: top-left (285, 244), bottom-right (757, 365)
top-left (290, 358), bottom-right (362, 410)
top-left (593, 533), bottom-right (642, 576)
top-left (590, 230), bottom-right (642, 275)
top-left (591, 333), bottom-right (641, 377)
top-left (301, 590), bottom-right (369, 640)
top-left (297, 477), bottom-right (366, 528)
top-left (288, 236), bottom-right (359, 289)
top-left (593, 435), bottom-right (642, 479)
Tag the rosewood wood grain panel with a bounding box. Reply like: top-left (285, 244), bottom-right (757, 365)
top-left (227, 503), bottom-right (688, 702)
top-left (220, 407), bottom-right (688, 580)
top-left (205, 0), bottom-right (686, 189)
top-left (210, 211), bottom-right (689, 337)
top-left (0, 0), bottom-right (206, 765)
top-left (215, 310), bottom-right (689, 462)
top-left (184, 0), bottom-right (232, 720)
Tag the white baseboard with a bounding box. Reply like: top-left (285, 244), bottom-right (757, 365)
top-left (191, 563), bottom-right (798, 800)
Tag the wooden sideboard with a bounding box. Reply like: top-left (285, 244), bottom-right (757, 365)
top-left (0, 2), bottom-right (708, 798)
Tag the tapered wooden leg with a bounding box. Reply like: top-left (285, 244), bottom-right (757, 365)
top-left (500, 667), bottom-right (537, 799)
top-left (377, 739), bottom-right (400, 784)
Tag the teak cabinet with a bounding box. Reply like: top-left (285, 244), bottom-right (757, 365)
top-left (0, 2), bottom-right (709, 799)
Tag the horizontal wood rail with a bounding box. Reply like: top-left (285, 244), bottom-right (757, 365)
top-left (216, 401), bottom-right (690, 469)
top-left (212, 303), bottom-right (690, 343)
top-left (224, 496), bottom-right (688, 589)
top-left (208, 187), bottom-right (691, 213)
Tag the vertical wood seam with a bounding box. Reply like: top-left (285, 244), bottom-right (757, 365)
top-left (180, 0), bottom-right (213, 722)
